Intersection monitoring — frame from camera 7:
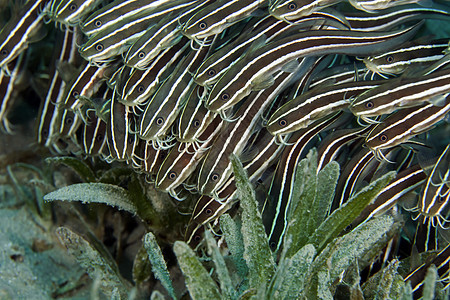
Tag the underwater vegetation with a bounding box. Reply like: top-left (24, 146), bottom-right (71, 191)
top-left (1, 0), bottom-right (450, 298)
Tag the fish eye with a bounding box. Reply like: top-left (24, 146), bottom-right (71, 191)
top-left (386, 55), bottom-right (394, 63)
top-left (205, 208), bottom-right (213, 215)
top-left (42, 129), bottom-right (49, 137)
top-left (221, 93), bottom-right (229, 101)
top-left (278, 119), bottom-right (287, 127)
top-left (168, 171), bottom-right (177, 180)
top-left (94, 20), bottom-right (102, 27)
top-left (207, 69), bottom-right (216, 76)
top-left (96, 134), bottom-right (104, 142)
top-left (66, 117), bottom-right (73, 124)
top-left (288, 2), bottom-right (297, 10)
top-left (211, 173), bottom-right (219, 182)
top-left (95, 43), bottom-right (104, 52)
top-left (198, 21), bottom-right (207, 30)
top-left (365, 101), bottom-right (374, 108)
top-left (1, 49), bottom-right (8, 56)
top-left (379, 134), bottom-right (388, 142)
top-left (156, 117), bottom-right (164, 126)
top-left (193, 119), bottom-right (200, 128)
top-left (269, 241), bottom-right (276, 250)
top-left (137, 85), bottom-right (145, 93)
top-left (138, 51), bottom-right (145, 59)
top-left (193, 235), bottom-right (201, 242)
top-left (69, 4), bottom-right (77, 11)
top-left (72, 90), bottom-right (79, 97)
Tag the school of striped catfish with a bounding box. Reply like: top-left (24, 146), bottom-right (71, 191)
top-left (1, 0), bottom-right (450, 294)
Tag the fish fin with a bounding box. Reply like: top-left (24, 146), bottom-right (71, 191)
top-left (28, 25), bottom-right (47, 43)
top-left (418, 0), bottom-right (434, 7)
top-left (399, 191), bottom-right (419, 211)
top-left (317, 8), bottom-right (351, 29)
top-left (281, 59), bottom-right (300, 73)
top-left (251, 74), bottom-right (275, 90)
top-left (428, 93), bottom-right (449, 107)
top-left (56, 61), bottom-right (78, 83)
top-left (244, 35), bottom-right (267, 57)
top-left (240, 147), bottom-right (259, 164)
top-left (250, 8), bottom-right (267, 17)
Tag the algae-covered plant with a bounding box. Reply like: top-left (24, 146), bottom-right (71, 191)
top-left (2, 148), bottom-right (448, 299)
top-left (1, 0), bottom-right (450, 298)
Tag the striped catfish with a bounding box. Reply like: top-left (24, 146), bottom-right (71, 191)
top-left (194, 13), bottom-right (348, 87)
top-left (46, 0), bottom-right (103, 27)
top-left (79, 0), bottom-right (198, 65)
top-left (350, 68), bottom-right (450, 123)
top-left (176, 85), bottom-right (216, 144)
top-left (349, 0), bottom-right (428, 13)
top-left (414, 144), bottom-right (450, 229)
top-left (362, 39), bottom-right (448, 79)
top-left (206, 24), bottom-right (421, 113)
top-left (344, 5), bottom-right (450, 32)
top-left (181, 0), bottom-right (268, 44)
top-left (269, 0), bottom-right (343, 20)
top-left (0, 0), bottom-right (47, 74)
top-left (316, 125), bottom-right (373, 172)
top-left (351, 163), bottom-right (426, 229)
top-left (58, 108), bottom-right (82, 145)
top-left (191, 138), bottom-right (276, 226)
top-left (123, 2), bottom-right (210, 69)
top-left (138, 40), bottom-right (210, 145)
top-left (197, 69), bottom-right (303, 197)
top-left (333, 147), bottom-right (378, 208)
top-left (130, 139), bottom-right (166, 179)
top-left (267, 80), bottom-right (384, 140)
top-left (187, 129), bottom-right (284, 245)
top-left (308, 63), bottom-right (367, 89)
top-left (155, 116), bottom-right (224, 198)
top-left (105, 97), bottom-right (137, 162)
top-left (264, 113), bottom-right (343, 252)
top-left (118, 39), bottom-right (189, 107)
top-left (404, 243), bottom-right (450, 298)
top-left (80, 0), bottom-right (189, 36)
top-left (0, 53), bottom-right (26, 134)
top-left (61, 61), bottom-right (117, 112)
top-left (81, 108), bottom-right (108, 157)
top-left (37, 29), bottom-right (78, 147)
top-left (365, 99), bottom-right (450, 161)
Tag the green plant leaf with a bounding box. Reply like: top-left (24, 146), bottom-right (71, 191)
top-left (127, 175), bottom-right (162, 227)
top-left (143, 232), bottom-right (176, 299)
top-left (55, 227), bottom-right (131, 299)
top-left (230, 154), bottom-right (275, 289)
top-left (422, 265), bottom-right (437, 300)
top-left (311, 161), bottom-right (340, 232)
top-left (132, 245), bottom-right (152, 285)
top-left (305, 214), bottom-right (399, 297)
top-left (173, 241), bottom-right (221, 300)
top-left (45, 156), bottom-right (97, 182)
top-left (43, 183), bottom-right (137, 214)
top-left (308, 171), bottom-right (396, 252)
top-left (220, 214), bottom-right (248, 282)
top-left (362, 259), bottom-right (407, 299)
top-left (268, 243), bottom-right (316, 299)
top-left (400, 283), bottom-right (413, 300)
top-left (205, 231), bottom-right (238, 300)
top-left (283, 149), bottom-right (318, 256)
